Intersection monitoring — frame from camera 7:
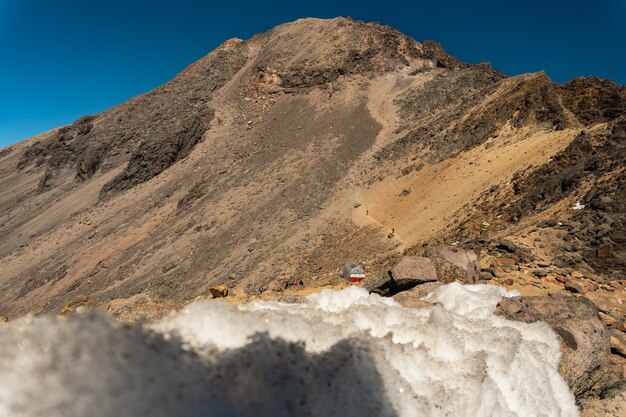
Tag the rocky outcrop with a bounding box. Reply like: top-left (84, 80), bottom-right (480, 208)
top-left (208, 285), bottom-right (229, 298)
top-left (495, 294), bottom-right (613, 399)
top-left (390, 256), bottom-right (438, 290)
top-left (393, 281), bottom-right (443, 308)
top-left (364, 256), bottom-right (438, 296)
top-left (101, 292), bottom-right (181, 324)
top-left (423, 246), bottom-right (480, 283)
top-left (362, 270), bottom-right (396, 296)
top-left (365, 248), bottom-right (479, 296)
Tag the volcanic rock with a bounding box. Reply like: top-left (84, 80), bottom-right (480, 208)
top-left (389, 256), bottom-right (438, 290)
top-left (424, 246), bottom-right (480, 283)
top-left (208, 285), bottom-right (229, 298)
top-left (495, 294), bottom-right (612, 398)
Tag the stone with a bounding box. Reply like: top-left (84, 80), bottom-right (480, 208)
top-left (399, 281), bottom-right (443, 300)
top-left (58, 296), bottom-right (97, 316)
top-left (363, 270), bottom-right (396, 296)
top-left (555, 275), bottom-right (568, 284)
top-left (479, 272), bottom-right (493, 281)
top-left (161, 262), bottom-right (177, 273)
top-left (492, 257), bottom-right (516, 267)
top-left (532, 269), bottom-right (549, 278)
top-left (598, 311), bottom-right (616, 327)
top-left (596, 243), bottom-right (613, 259)
top-left (0, 315), bottom-right (6, 324)
top-left (580, 279), bottom-right (598, 292)
top-left (208, 285), bottom-right (229, 298)
top-left (390, 256), bottom-right (438, 291)
top-left (393, 282), bottom-right (442, 308)
top-left (425, 246), bottom-right (480, 283)
top-left (596, 226), bottom-right (612, 238)
top-left (565, 281), bottom-right (586, 294)
top-left (481, 267), bottom-right (497, 277)
top-left (537, 218), bottom-right (558, 228)
top-left (495, 295), bottom-right (611, 398)
top-left (610, 330), bottom-right (626, 358)
top-left (610, 281), bottom-right (625, 291)
top-left (102, 292), bottom-right (180, 324)
top-left (496, 239), bottom-right (518, 253)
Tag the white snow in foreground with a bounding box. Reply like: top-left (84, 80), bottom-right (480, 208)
top-left (0, 283), bottom-right (578, 417)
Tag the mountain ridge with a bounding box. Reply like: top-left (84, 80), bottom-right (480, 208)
top-left (0, 17), bottom-right (624, 319)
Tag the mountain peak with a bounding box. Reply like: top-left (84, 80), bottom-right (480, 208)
top-left (0, 17), bottom-right (624, 330)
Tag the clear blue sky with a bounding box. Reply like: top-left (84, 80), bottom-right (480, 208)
top-left (1, 0), bottom-right (625, 148)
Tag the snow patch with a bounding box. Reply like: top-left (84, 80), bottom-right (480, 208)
top-left (570, 201), bottom-right (585, 210)
top-left (0, 284), bottom-right (578, 417)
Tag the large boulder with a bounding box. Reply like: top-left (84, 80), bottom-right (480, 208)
top-left (495, 294), bottom-right (612, 398)
top-left (424, 246), bottom-right (480, 283)
top-left (362, 270), bottom-right (396, 296)
top-left (363, 256), bottom-right (437, 296)
top-left (393, 281), bottom-right (443, 308)
top-left (101, 293), bottom-right (180, 324)
top-left (390, 256), bottom-right (438, 290)
top-left (209, 285), bottom-right (229, 298)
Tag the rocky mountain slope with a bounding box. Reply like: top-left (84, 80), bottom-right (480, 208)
top-left (0, 17), bottom-right (624, 322)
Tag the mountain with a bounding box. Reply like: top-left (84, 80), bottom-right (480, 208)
top-left (0, 17), bottom-right (624, 320)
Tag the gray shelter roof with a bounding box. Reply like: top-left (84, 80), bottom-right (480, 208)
top-left (344, 262), bottom-right (365, 275)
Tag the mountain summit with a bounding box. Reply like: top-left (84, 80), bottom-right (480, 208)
top-left (0, 17), bottom-right (624, 318)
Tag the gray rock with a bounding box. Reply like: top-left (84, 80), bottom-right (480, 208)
top-left (393, 282), bottom-right (442, 308)
top-left (479, 271), bottom-right (493, 281)
top-left (495, 295), bottom-right (611, 398)
top-left (481, 267), bottom-right (497, 277)
top-left (538, 218), bottom-right (558, 228)
top-left (161, 262), bottom-right (177, 273)
top-left (365, 257), bottom-right (438, 296)
top-left (424, 246), bottom-right (480, 283)
top-left (564, 281), bottom-right (585, 294)
top-left (496, 239), bottom-right (518, 253)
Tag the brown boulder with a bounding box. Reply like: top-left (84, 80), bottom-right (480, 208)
top-left (495, 294), bottom-right (612, 398)
top-left (564, 281), bottom-right (586, 294)
top-left (565, 278), bottom-right (598, 294)
top-left (492, 257), bottom-right (517, 269)
top-left (390, 256), bottom-right (438, 290)
top-left (598, 312), bottom-right (616, 327)
top-left (0, 316), bottom-right (6, 324)
top-left (209, 285), bottom-right (229, 298)
top-left (479, 271), bottom-right (493, 281)
top-left (101, 292), bottom-right (180, 324)
top-left (610, 330), bottom-right (626, 358)
top-left (596, 244), bottom-right (613, 259)
top-left (364, 257), bottom-right (438, 296)
top-left (425, 246), bottom-right (480, 283)
top-left (393, 281), bottom-right (442, 308)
